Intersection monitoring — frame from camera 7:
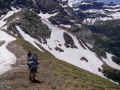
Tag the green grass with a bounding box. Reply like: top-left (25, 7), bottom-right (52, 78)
top-left (13, 39), bottom-right (120, 90)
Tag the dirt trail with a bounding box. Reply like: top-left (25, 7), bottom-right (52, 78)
top-left (0, 42), bottom-right (66, 90)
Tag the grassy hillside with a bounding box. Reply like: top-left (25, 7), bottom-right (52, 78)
top-left (8, 38), bottom-right (120, 90)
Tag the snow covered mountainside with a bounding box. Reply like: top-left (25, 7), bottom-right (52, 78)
top-left (0, 7), bottom-right (120, 85)
top-left (64, 0), bottom-right (120, 25)
top-left (0, 0), bottom-right (120, 85)
top-left (59, 0), bottom-right (120, 60)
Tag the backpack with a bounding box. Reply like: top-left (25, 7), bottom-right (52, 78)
top-left (29, 61), bottom-right (41, 70)
top-left (28, 53), bottom-right (38, 62)
top-left (31, 61), bottom-right (38, 69)
top-left (33, 53), bottom-right (38, 60)
top-left (28, 54), bottom-right (34, 62)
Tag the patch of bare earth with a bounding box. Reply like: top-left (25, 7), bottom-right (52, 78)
top-left (0, 42), bottom-right (66, 90)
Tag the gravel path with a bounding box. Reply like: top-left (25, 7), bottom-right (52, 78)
top-left (0, 41), bottom-right (66, 90)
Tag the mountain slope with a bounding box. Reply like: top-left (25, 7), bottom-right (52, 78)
top-left (0, 37), bottom-right (120, 90)
top-left (1, 0), bottom-right (111, 59)
top-left (88, 19), bottom-right (120, 57)
top-left (66, 0), bottom-right (120, 24)
top-left (0, 0), bottom-right (120, 88)
top-left (62, 0), bottom-right (120, 58)
top-left (0, 8), bottom-right (120, 83)
top-left (3, 9), bottom-right (103, 76)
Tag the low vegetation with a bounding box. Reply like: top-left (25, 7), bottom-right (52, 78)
top-left (13, 38), bottom-right (120, 90)
top-left (63, 32), bottom-right (77, 48)
top-left (112, 56), bottom-right (120, 64)
top-left (88, 20), bottom-right (120, 58)
top-left (102, 63), bottom-right (120, 84)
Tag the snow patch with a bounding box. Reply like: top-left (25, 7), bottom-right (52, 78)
top-left (0, 10), bottom-right (20, 29)
top-left (0, 30), bottom-right (16, 75)
top-left (40, 19), bottom-right (104, 77)
top-left (16, 26), bottom-right (43, 52)
top-left (86, 43), bottom-right (93, 48)
top-left (39, 12), bottom-right (58, 21)
top-left (60, 24), bottom-right (71, 28)
top-left (102, 53), bottom-right (120, 71)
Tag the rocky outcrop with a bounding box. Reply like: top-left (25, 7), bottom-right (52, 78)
top-left (0, 0), bottom-right (10, 16)
top-left (0, 40), bottom-right (5, 47)
top-left (80, 57), bottom-right (88, 62)
top-left (112, 56), bottom-right (120, 65)
top-left (7, 22), bottom-right (23, 38)
top-left (7, 9), bottom-right (51, 43)
top-left (63, 32), bottom-right (77, 49)
top-left (55, 46), bottom-right (64, 52)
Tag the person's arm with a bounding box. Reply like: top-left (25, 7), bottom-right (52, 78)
top-left (28, 61), bottom-right (33, 65)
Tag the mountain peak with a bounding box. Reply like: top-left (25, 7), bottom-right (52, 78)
top-left (68, 0), bottom-right (82, 7)
top-left (66, 0), bottom-right (99, 7)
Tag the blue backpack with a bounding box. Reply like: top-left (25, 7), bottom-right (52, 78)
top-left (28, 53), bottom-right (38, 62)
top-left (28, 54), bottom-right (34, 62)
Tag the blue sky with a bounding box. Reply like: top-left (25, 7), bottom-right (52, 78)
top-left (98, 0), bottom-right (120, 5)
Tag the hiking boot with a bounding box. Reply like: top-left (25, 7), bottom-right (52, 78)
top-left (30, 80), bottom-right (33, 83)
top-left (30, 79), bottom-right (33, 83)
top-left (33, 77), bottom-right (35, 81)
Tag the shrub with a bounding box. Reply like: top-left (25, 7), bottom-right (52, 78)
top-left (80, 57), bottom-right (88, 62)
top-left (112, 56), bottom-right (120, 65)
top-left (63, 32), bottom-right (77, 49)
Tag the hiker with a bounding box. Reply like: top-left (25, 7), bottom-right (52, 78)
top-left (27, 52), bottom-right (38, 80)
top-left (28, 58), bottom-right (40, 82)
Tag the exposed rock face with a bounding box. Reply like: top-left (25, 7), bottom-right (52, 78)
top-left (3, 0), bottom-right (39, 12)
top-left (92, 46), bottom-right (107, 58)
top-left (0, 0), bottom-right (10, 15)
top-left (7, 9), bottom-right (51, 43)
top-left (36, 0), bottom-right (66, 14)
top-left (55, 46), bottom-right (64, 52)
top-left (63, 32), bottom-right (77, 49)
top-left (112, 56), bottom-right (120, 65)
top-left (76, 29), bottom-right (95, 44)
top-left (0, 40), bottom-right (5, 47)
top-left (0, 0), bottom-right (96, 46)
top-left (80, 57), bottom-right (88, 62)
top-left (3, 0), bottom-right (67, 14)
top-left (7, 22), bottom-right (23, 38)
top-left (79, 1), bottom-right (104, 10)
top-left (78, 39), bottom-right (86, 50)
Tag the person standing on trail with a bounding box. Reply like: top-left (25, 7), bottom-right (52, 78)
top-left (27, 52), bottom-right (39, 80)
top-left (28, 58), bottom-right (40, 82)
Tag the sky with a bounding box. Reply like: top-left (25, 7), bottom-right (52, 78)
top-left (98, 0), bottom-right (120, 5)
